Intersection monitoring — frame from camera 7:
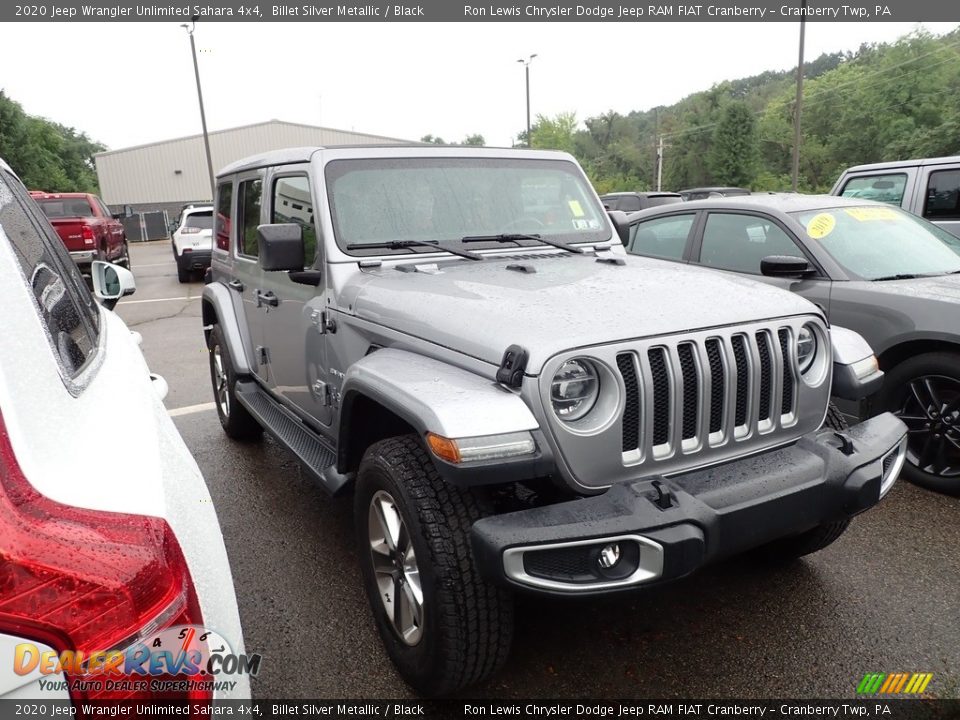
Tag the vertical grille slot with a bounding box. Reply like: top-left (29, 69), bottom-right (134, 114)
top-left (617, 353), bottom-right (640, 453)
top-left (731, 335), bottom-right (749, 427)
top-left (678, 343), bottom-right (699, 441)
top-left (778, 328), bottom-right (794, 416)
top-left (756, 331), bottom-right (773, 422)
top-left (648, 348), bottom-right (671, 446)
top-left (705, 339), bottom-right (725, 434)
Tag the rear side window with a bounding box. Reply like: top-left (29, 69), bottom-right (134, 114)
top-left (924, 169), bottom-right (960, 220)
top-left (627, 214), bottom-right (695, 260)
top-left (237, 179), bottom-right (262, 258)
top-left (840, 174), bottom-right (907, 206)
top-left (1, 171), bottom-right (100, 377)
top-left (185, 211), bottom-right (213, 230)
top-left (36, 197), bottom-right (96, 218)
top-left (272, 176), bottom-right (318, 267)
top-left (215, 183), bottom-right (233, 251)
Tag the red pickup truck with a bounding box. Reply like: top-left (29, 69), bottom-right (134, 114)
top-left (30, 191), bottom-right (130, 272)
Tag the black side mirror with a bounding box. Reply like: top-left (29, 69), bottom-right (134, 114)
top-left (761, 255), bottom-right (815, 278)
top-left (607, 210), bottom-right (631, 245)
top-left (258, 223), bottom-right (304, 272)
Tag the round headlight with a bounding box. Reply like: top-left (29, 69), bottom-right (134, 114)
top-left (551, 359), bottom-right (600, 422)
top-left (797, 324), bottom-right (817, 374)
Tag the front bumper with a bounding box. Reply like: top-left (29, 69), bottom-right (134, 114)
top-left (471, 412), bottom-right (906, 596)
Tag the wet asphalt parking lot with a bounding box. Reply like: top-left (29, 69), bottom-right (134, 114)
top-left (116, 240), bottom-right (960, 700)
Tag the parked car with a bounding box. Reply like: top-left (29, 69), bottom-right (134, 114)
top-left (599, 191), bottom-right (682, 212)
top-left (831, 155), bottom-right (960, 239)
top-left (202, 145), bottom-right (905, 695)
top-left (623, 193), bottom-right (960, 494)
top-left (30, 191), bottom-right (130, 273)
top-left (1, 159), bottom-right (248, 702)
top-left (170, 204), bottom-right (214, 283)
top-left (679, 186), bottom-right (751, 201)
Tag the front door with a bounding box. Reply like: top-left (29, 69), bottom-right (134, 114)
top-left (259, 166), bottom-right (334, 429)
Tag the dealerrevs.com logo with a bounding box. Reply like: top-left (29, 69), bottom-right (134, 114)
top-left (14, 625), bottom-right (261, 695)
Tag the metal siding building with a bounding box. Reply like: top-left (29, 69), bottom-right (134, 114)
top-left (94, 120), bottom-right (412, 212)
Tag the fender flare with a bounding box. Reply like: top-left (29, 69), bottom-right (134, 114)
top-left (201, 283), bottom-right (251, 375)
top-left (338, 349), bottom-right (542, 482)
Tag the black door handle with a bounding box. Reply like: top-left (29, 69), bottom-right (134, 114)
top-left (228, 280), bottom-right (244, 292)
top-left (255, 289), bottom-right (279, 308)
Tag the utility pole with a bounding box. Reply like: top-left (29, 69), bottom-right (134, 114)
top-left (657, 135), bottom-right (664, 191)
top-left (791, 1), bottom-right (807, 192)
top-left (182, 20), bottom-right (215, 201)
top-left (517, 54), bottom-right (537, 147)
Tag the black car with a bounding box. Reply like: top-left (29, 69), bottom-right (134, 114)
top-left (599, 191), bottom-right (682, 212)
top-left (623, 193), bottom-right (960, 495)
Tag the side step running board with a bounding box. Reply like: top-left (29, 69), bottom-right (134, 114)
top-left (234, 380), bottom-right (352, 495)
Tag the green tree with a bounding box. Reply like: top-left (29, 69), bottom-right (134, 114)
top-left (707, 102), bottom-right (759, 187)
top-left (461, 134), bottom-right (485, 146)
top-left (419, 134), bottom-right (446, 144)
top-left (528, 112), bottom-right (578, 153)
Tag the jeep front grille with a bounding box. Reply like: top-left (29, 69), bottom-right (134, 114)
top-left (616, 325), bottom-right (800, 462)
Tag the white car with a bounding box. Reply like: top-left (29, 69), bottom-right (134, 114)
top-left (0, 160), bottom-right (250, 702)
top-left (171, 204), bottom-right (214, 283)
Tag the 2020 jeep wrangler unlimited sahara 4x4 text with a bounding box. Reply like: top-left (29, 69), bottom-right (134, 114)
top-left (201, 146), bottom-right (907, 695)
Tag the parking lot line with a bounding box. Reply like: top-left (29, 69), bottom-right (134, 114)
top-left (168, 402), bottom-right (216, 417)
top-left (123, 296), bottom-right (200, 305)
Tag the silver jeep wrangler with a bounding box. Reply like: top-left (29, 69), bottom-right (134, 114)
top-left (202, 146), bottom-right (907, 694)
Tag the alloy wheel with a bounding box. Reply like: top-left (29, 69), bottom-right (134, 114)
top-left (368, 490), bottom-right (423, 646)
top-left (896, 374), bottom-right (960, 477)
top-left (212, 344), bottom-right (230, 417)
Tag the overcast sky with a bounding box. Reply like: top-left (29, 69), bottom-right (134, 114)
top-left (2, 21), bottom-right (956, 150)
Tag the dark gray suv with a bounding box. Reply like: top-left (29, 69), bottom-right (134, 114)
top-left (624, 193), bottom-right (960, 495)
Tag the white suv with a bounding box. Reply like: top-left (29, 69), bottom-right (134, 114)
top-left (171, 204), bottom-right (214, 283)
top-left (0, 160), bottom-right (249, 703)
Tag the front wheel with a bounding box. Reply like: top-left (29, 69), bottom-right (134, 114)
top-left (355, 435), bottom-right (513, 695)
top-left (880, 352), bottom-right (960, 496)
top-left (207, 324), bottom-right (262, 442)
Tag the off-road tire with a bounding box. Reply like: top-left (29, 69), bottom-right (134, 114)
top-left (754, 403), bottom-right (851, 562)
top-left (355, 435), bottom-right (513, 696)
top-left (207, 324), bottom-right (262, 442)
top-left (879, 352), bottom-right (960, 496)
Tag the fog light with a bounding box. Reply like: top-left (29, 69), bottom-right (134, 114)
top-left (598, 543), bottom-right (621, 569)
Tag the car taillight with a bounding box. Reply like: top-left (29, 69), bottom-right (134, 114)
top-left (0, 410), bottom-right (208, 705)
top-left (81, 226), bottom-right (95, 246)
top-left (181, 227), bottom-right (201, 235)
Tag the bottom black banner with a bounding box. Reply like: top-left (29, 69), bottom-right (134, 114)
top-left (2, 700), bottom-right (959, 720)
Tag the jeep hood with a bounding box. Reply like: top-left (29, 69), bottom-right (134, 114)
top-left (341, 253), bottom-right (818, 372)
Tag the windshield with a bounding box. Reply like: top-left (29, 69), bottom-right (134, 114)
top-left (791, 205), bottom-right (960, 280)
top-left (36, 197), bottom-right (95, 219)
top-left (325, 157), bottom-right (609, 255)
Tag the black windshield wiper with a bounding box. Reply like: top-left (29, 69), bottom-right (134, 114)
top-left (345, 239), bottom-right (481, 261)
top-left (873, 273), bottom-right (923, 281)
top-left (461, 233), bottom-right (587, 254)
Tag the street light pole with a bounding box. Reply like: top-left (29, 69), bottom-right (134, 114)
top-left (182, 20), bottom-right (216, 201)
top-left (517, 54), bottom-right (537, 147)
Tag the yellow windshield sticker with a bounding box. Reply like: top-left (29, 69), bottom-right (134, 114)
top-left (845, 207), bottom-right (900, 222)
top-left (806, 213), bottom-right (836, 239)
top-left (568, 200), bottom-right (585, 217)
